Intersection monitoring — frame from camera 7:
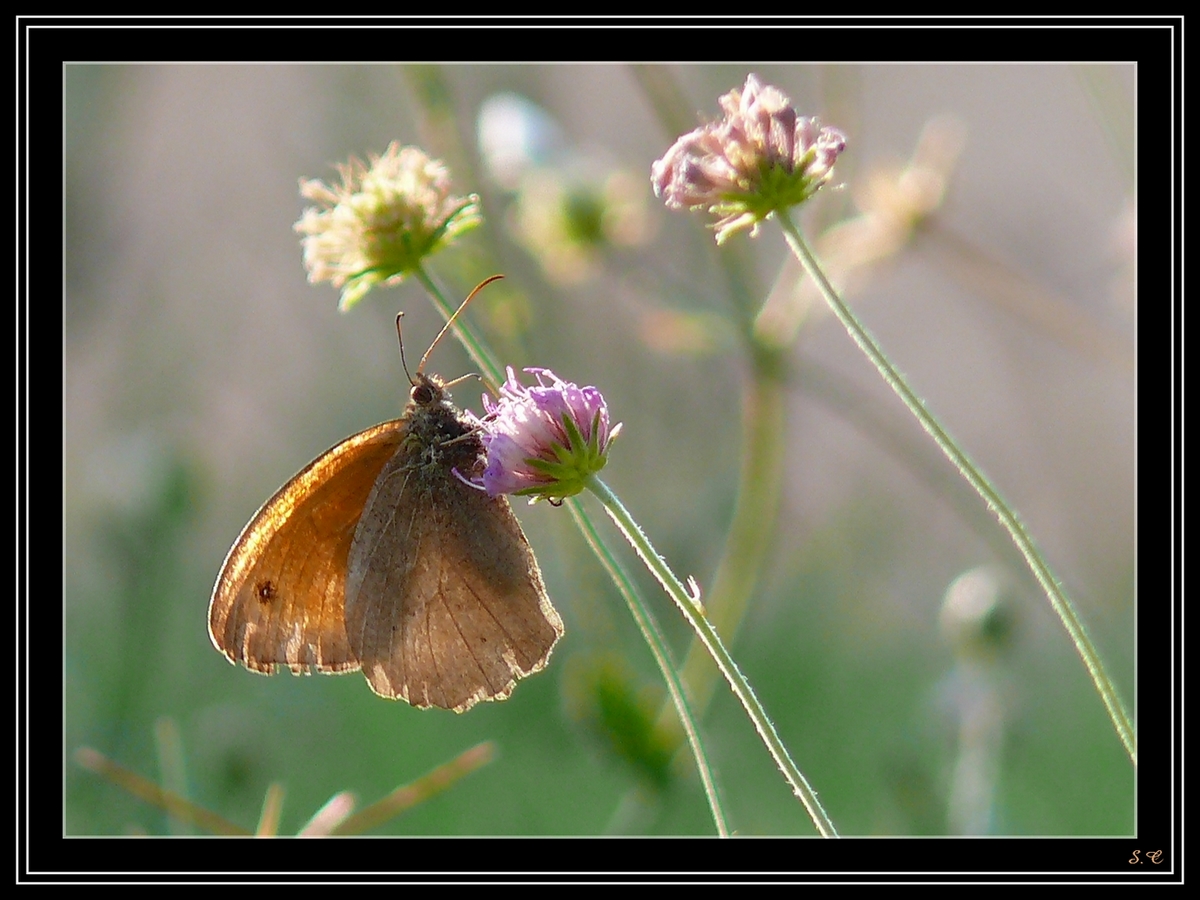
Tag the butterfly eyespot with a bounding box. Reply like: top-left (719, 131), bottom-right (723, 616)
top-left (255, 580), bottom-right (278, 603)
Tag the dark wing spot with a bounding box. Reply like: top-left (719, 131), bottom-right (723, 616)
top-left (255, 580), bottom-right (277, 603)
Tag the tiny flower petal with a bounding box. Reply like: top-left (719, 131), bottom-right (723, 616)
top-left (477, 367), bottom-right (620, 502)
top-left (294, 142), bottom-right (482, 311)
top-left (651, 74), bottom-right (846, 244)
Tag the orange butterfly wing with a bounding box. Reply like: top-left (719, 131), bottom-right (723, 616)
top-left (208, 420), bottom-right (406, 676)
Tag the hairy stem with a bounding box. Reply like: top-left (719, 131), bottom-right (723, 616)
top-left (778, 211), bottom-right (1135, 766)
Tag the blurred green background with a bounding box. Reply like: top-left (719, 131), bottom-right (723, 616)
top-left (65, 63), bottom-right (1135, 836)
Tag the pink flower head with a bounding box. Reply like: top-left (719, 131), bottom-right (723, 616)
top-left (651, 74), bottom-right (846, 243)
top-left (476, 367), bottom-right (621, 502)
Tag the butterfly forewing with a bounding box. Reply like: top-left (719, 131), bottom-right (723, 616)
top-left (344, 409), bottom-right (564, 712)
top-left (209, 421), bottom-right (407, 675)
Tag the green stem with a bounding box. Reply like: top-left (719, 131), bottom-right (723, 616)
top-left (586, 474), bottom-right (839, 837)
top-left (777, 211), bottom-right (1136, 766)
top-left (566, 498), bottom-right (729, 837)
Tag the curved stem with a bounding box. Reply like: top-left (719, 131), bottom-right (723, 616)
top-left (566, 498), bottom-right (729, 837)
top-left (777, 211), bottom-right (1136, 766)
top-left (587, 474), bottom-right (839, 837)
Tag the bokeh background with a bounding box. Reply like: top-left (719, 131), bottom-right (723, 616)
top-left (65, 63), bottom-right (1135, 836)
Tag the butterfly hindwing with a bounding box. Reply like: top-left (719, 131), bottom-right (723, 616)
top-left (344, 427), bottom-right (563, 712)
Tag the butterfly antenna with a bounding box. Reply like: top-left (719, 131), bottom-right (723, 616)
top-left (443, 372), bottom-right (483, 391)
top-left (395, 312), bottom-right (416, 386)
top-left (416, 274), bottom-right (504, 375)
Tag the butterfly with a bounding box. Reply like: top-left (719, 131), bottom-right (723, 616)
top-left (208, 279), bottom-right (563, 712)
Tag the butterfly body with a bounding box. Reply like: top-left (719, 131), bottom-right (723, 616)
top-left (209, 372), bottom-right (563, 712)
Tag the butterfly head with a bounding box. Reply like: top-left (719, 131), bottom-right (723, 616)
top-left (409, 372), bottom-right (447, 409)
